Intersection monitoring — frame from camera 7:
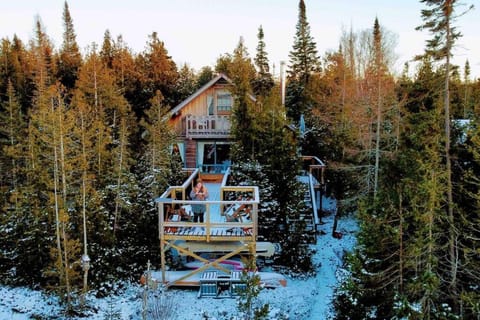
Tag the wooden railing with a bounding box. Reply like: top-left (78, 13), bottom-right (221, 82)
top-left (301, 155), bottom-right (326, 186)
top-left (185, 115), bottom-right (231, 138)
top-left (301, 155), bottom-right (326, 227)
top-left (156, 168), bottom-right (259, 243)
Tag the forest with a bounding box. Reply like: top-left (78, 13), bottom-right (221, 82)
top-left (0, 0), bottom-right (479, 319)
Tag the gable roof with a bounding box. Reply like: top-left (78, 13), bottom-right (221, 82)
top-left (169, 73), bottom-right (256, 117)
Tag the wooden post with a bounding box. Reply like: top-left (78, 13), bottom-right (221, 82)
top-left (159, 203), bottom-right (166, 284)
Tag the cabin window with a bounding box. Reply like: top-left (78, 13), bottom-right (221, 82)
top-left (197, 141), bottom-right (231, 173)
top-left (216, 92), bottom-right (232, 112)
top-left (170, 142), bottom-right (184, 165)
top-left (207, 95), bottom-right (214, 115)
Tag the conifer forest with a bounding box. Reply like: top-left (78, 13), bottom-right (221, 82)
top-left (0, 1), bottom-right (479, 319)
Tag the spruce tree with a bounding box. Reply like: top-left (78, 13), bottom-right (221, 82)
top-left (288, 0), bottom-right (319, 83)
top-left (286, 0), bottom-right (320, 123)
top-left (57, 1), bottom-right (82, 92)
top-left (252, 25), bottom-right (274, 98)
top-left (416, 0), bottom-right (473, 308)
top-left (196, 66), bottom-right (214, 88)
top-left (225, 37), bottom-right (258, 162)
top-left (175, 63), bottom-right (197, 102)
top-left (0, 80), bottom-right (27, 281)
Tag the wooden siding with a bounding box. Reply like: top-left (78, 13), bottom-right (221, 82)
top-left (169, 84), bottom-right (232, 137)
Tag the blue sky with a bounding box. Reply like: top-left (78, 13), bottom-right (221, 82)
top-left (1, 0), bottom-right (479, 78)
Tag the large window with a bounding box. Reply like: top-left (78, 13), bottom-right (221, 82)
top-left (198, 142), bottom-right (231, 173)
top-left (216, 92), bottom-right (232, 112)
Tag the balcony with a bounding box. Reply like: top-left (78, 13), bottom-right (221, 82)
top-left (186, 115), bottom-right (231, 139)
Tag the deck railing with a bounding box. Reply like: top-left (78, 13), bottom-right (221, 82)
top-left (156, 186), bottom-right (259, 243)
top-left (185, 115), bottom-right (231, 138)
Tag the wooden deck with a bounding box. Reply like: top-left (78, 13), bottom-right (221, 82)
top-left (156, 172), bottom-right (262, 289)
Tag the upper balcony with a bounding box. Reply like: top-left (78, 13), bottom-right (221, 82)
top-left (185, 115), bottom-right (231, 139)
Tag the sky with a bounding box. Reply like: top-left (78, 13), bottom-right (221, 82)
top-left (1, 0), bottom-right (479, 78)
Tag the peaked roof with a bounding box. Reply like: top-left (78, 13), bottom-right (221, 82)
top-left (169, 73), bottom-right (256, 117)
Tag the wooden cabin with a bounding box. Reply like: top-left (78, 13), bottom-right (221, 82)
top-left (168, 73), bottom-right (255, 174)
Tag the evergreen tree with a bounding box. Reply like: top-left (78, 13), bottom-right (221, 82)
top-left (231, 88), bottom-right (313, 272)
top-left (135, 32), bottom-right (178, 111)
top-left (175, 63), bottom-right (197, 102)
top-left (286, 0), bottom-right (320, 122)
top-left (416, 0), bottom-right (473, 308)
top-left (252, 25), bottom-right (274, 98)
top-left (237, 256), bottom-right (269, 320)
top-left (462, 59), bottom-right (473, 118)
top-left (56, 1), bottom-right (82, 92)
top-left (0, 36), bottom-right (35, 112)
top-left (0, 80), bottom-right (27, 281)
top-left (457, 120), bottom-right (480, 318)
top-left (196, 66), bottom-right (214, 88)
top-left (224, 37), bottom-right (258, 162)
top-left (140, 90), bottom-right (175, 195)
top-left (100, 29), bottom-right (114, 69)
top-left (288, 0), bottom-right (320, 83)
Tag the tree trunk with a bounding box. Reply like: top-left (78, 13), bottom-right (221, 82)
top-left (444, 13), bottom-right (458, 302)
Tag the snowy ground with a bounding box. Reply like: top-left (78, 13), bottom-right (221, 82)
top-left (0, 202), bottom-right (357, 320)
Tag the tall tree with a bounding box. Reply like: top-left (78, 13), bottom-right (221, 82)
top-left (140, 91), bottom-right (175, 195)
top-left (288, 0), bottom-right (319, 83)
top-left (286, 0), bottom-right (320, 122)
top-left (0, 80), bottom-right (25, 206)
top-left (252, 25), bottom-right (274, 98)
top-left (219, 37), bottom-right (258, 162)
top-left (416, 0), bottom-right (473, 305)
top-left (135, 32), bottom-right (178, 113)
top-left (462, 59), bottom-right (472, 118)
top-left (0, 80), bottom-right (27, 279)
top-left (56, 1), bottom-right (82, 92)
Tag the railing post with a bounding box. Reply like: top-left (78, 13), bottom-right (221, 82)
top-left (206, 203), bottom-right (210, 242)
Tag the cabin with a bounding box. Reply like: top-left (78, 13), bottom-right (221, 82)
top-left (168, 73), bottom-right (255, 174)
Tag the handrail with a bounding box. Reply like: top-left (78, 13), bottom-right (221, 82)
top-left (301, 155), bottom-right (325, 185)
top-left (158, 168), bottom-right (200, 200)
top-left (308, 173), bottom-right (320, 225)
top-left (157, 185), bottom-right (260, 243)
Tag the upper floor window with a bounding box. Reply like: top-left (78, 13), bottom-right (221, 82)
top-left (217, 92), bottom-right (232, 112)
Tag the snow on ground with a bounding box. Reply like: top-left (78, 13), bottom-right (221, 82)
top-left (0, 201), bottom-right (357, 320)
